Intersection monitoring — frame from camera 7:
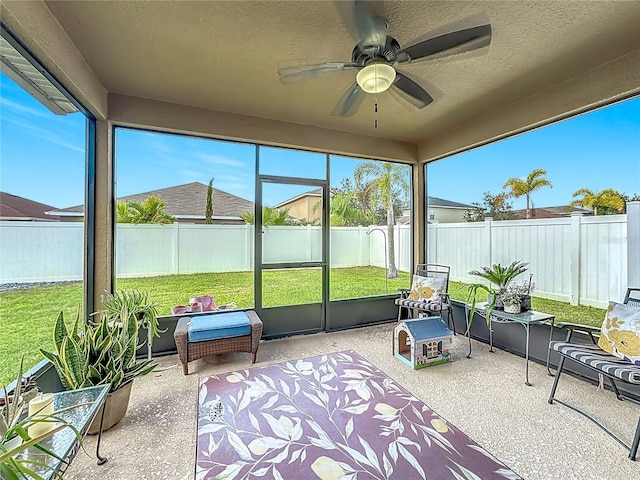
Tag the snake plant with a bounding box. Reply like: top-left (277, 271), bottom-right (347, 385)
top-left (40, 310), bottom-right (157, 393)
top-left (101, 289), bottom-right (165, 361)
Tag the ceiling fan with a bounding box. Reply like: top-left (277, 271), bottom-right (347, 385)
top-left (278, 1), bottom-right (492, 117)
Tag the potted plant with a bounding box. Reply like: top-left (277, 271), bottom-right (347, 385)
top-left (40, 310), bottom-right (157, 433)
top-left (1, 359), bottom-right (82, 479)
top-left (1, 357), bottom-right (39, 442)
top-left (101, 289), bottom-right (164, 360)
top-left (500, 291), bottom-right (522, 314)
top-left (469, 260), bottom-right (529, 309)
top-left (505, 274), bottom-right (535, 311)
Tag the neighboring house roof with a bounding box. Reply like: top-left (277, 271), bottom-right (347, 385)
top-left (50, 182), bottom-right (253, 220)
top-left (427, 197), bottom-right (474, 209)
top-left (512, 205), bottom-right (592, 219)
top-left (0, 192), bottom-right (58, 221)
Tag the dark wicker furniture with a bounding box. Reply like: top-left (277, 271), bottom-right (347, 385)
top-left (174, 310), bottom-right (263, 375)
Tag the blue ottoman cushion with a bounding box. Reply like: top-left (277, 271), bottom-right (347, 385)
top-left (188, 311), bottom-right (252, 343)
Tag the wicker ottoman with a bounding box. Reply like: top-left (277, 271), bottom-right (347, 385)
top-left (174, 310), bottom-right (263, 375)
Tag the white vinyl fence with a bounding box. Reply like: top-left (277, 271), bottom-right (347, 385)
top-left (3, 204), bottom-right (638, 308)
top-left (427, 214), bottom-right (629, 308)
top-left (0, 223), bottom-right (411, 282)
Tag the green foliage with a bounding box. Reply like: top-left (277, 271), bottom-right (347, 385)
top-left (0, 357), bottom-right (38, 439)
top-left (205, 178), bottom-right (214, 225)
top-left (468, 260), bottom-right (529, 292)
top-left (1, 357), bottom-right (82, 480)
top-left (1, 406), bottom-right (82, 480)
top-left (328, 191), bottom-right (376, 226)
top-left (39, 311), bottom-right (157, 393)
top-left (570, 188), bottom-right (625, 215)
top-left (503, 169), bottom-right (553, 219)
top-left (116, 195), bottom-right (176, 224)
top-left (463, 192), bottom-right (515, 222)
top-left (354, 161), bottom-right (410, 278)
top-left (239, 206), bottom-right (295, 226)
top-left (101, 289), bottom-right (164, 361)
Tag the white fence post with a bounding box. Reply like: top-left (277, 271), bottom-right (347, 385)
top-left (484, 217), bottom-right (493, 267)
top-left (570, 212), bottom-right (582, 305)
top-left (628, 201), bottom-right (640, 289)
top-left (173, 223), bottom-right (180, 275)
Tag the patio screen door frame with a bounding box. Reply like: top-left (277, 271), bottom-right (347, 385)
top-left (255, 174), bottom-right (329, 338)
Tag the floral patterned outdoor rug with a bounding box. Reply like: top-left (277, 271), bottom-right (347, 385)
top-left (196, 350), bottom-right (521, 480)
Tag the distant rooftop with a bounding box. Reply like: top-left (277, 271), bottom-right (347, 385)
top-left (50, 182), bottom-right (253, 220)
top-left (0, 192), bottom-right (58, 221)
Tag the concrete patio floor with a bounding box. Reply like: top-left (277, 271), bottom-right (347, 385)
top-left (65, 323), bottom-right (640, 480)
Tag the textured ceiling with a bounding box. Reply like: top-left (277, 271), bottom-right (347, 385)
top-left (42, 1), bottom-right (640, 148)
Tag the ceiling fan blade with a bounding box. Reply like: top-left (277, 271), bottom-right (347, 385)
top-left (353, 0), bottom-right (387, 50)
top-left (392, 72), bottom-right (433, 108)
top-left (278, 63), bottom-right (359, 84)
top-left (331, 83), bottom-right (366, 117)
top-left (397, 24), bottom-right (491, 63)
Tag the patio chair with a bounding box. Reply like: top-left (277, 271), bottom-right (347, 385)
top-left (395, 264), bottom-right (455, 333)
top-left (548, 287), bottom-right (640, 460)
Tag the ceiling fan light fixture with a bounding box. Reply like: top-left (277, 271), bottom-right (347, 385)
top-left (356, 62), bottom-right (396, 94)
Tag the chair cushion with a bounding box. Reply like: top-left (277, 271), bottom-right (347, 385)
top-left (597, 301), bottom-right (640, 366)
top-left (188, 311), bottom-right (252, 343)
top-left (395, 298), bottom-right (449, 310)
top-left (409, 275), bottom-right (445, 303)
top-left (551, 341), bottom-right (640, 384)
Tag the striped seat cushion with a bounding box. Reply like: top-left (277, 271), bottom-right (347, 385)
top-left (395, 298), bottom-right (450, 311)
top-left (550, 341), bottom-right (640, 384)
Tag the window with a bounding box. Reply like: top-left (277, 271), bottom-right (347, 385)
top-left (329, 156), bottom-right (412, 299)
top-left (0, 29), bottom-right (89, 384)
top-left (114, 128), bottom-right (256, 313)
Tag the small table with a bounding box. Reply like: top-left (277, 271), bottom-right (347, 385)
top-left (472, 303), bottom-right (555, 386)
top-left (16, 385), bottom-right (110, 478)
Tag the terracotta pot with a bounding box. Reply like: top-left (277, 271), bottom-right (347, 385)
top-left (88, 381), bottom-right (133, 434)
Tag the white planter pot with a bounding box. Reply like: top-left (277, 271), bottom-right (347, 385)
top-left (504, 304), bottom-right (521, 314)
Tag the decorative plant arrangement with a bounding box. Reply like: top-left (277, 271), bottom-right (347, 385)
top-left (505, 274), bottom-right (535, 311)
top-left (101, 289), bottom-right (164, 360)
top-left (500, 291), bottom-right (523, 314)
top-left (1, 358), bottom-right (82, 479)
top-left (466, 260), bottom-right (530, 333)
top-left (40, 309), bottom-right (157, 432)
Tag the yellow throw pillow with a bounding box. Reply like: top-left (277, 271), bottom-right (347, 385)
top-left (409, 275), bottom-right (445, 302)
top-left (598, 301), bottom-right (640, 366)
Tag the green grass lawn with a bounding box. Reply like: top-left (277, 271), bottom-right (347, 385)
top-left (447, 281), bottom-right (606, 327)
top-left (0, 267), bottom-right (409, 386)
top-left (0, 268), bottom-right (605, 386)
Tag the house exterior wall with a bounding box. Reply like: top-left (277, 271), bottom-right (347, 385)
top-left (279, 196), bottom-right (320, 223)
top-left (429, 206), bottom-right (468, 223)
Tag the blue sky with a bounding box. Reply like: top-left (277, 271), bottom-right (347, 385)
top-left (1, 71), bottom-right (638, 211)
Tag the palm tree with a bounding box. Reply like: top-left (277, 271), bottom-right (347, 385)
top-left (354, 161), bottom-right (409, 278)
top-left (205, 177), bottom-right (214, 224)
top-left (116, 195), bottom-right (175, 224)
top-left (570, 188), bottom-right (625, 215)
top-left (503, 169), bottom-right (553, 219)
top-left (239, 206), bottom-right (294, 226)
top-left (325, 191), bottom-right (376, 226)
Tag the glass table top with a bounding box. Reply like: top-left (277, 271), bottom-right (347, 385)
top-left (473, 302), bottom-right (555, 324)
top-left (15, 384), bottom-right (109, 479)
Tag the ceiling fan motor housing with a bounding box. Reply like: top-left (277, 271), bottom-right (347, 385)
top-left (352, 36), bottom-right (401, 67)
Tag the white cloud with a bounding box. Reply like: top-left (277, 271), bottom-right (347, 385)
top-left (193, 153), bottom-right (245, 168)
top-left (0, 97), bottom-right (51, 119)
